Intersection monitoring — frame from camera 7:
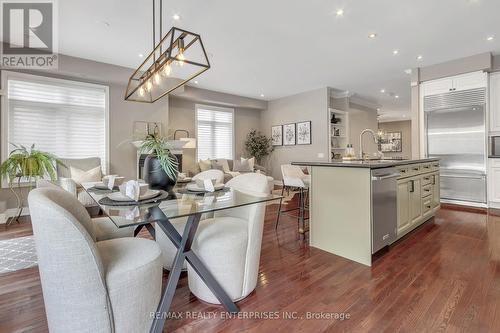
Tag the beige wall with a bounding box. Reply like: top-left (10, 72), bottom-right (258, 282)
top-left (378, 120), bottom-right (412, 159)
top-left (261, 88), bottom-right (329, 180)
top-left (0, 54), bottom-right (169, 209)
top-left (168, 97), bottom-right (262, 175)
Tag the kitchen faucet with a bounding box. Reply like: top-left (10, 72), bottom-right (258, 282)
top-left (359, 128), bottom-right (379, 160)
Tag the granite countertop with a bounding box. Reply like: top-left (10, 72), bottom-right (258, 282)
top-left (292, 158), bottom-right (440, 169)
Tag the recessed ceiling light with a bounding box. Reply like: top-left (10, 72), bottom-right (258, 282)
top-left (260, 93), bottom-right (265, 97)
top-left (393, 49), bottom-right (399, 55)
top-left (380, 89), bottom-right (385, 93)
top-left (194, 80), bottom-right (199, 84)
top-left (395, 95), bottom-right (400, 99)
top-left (336, 9), bottom-right (344, 17)
top-left (404, 68), bottom-right (412, 75)
top-left (138, 53), bottom-right (143, 58)
top-left (368, 33), bottom-right (377, 39)
top-left (173, 14), bottom-right (181, 20)
top-left (376, 108), bottom-right (381, 112)
top-left (487, 36), bottom-right (495, 41)
top-left (416, 55), bottom-right (423, 60)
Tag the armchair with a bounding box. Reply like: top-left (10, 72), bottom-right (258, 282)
top-left (56, 157), bottom-right (102, 207)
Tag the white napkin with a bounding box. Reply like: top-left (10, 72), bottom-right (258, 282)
top-left (122, 206), bottom-right (140, 220)
top-left (203, 179), bottom-right (215, 192)
top-left (120, 180), bottom-right (140, 201)
top-left (107, 175), bottom-right (116, 190)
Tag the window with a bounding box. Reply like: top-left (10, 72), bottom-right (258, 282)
top-left (195, 104), bottom-right (234, 161)
top-left (1, 71), bottom-right (109, 174)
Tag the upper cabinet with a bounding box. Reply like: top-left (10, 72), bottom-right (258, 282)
top-left (421, 71), bottom-right (487, 97)
top-left (490, 72), bottom-right (500, 132)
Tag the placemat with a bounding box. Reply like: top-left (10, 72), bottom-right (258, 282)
top-left (87, 186), bottom-right (119, 194)
top-left (177, 187), bottom-right (230, 195)
top-left (98, 190), bottom-right (172, 206)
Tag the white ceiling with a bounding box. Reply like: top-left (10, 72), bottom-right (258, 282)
top-left (54, 0), bottom-right (500, 115)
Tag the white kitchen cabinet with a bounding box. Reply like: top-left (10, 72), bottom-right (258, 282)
top-left (409, 177), bottom-right (422, 225)
top-left (490, 72), bottom-right (500, 132)
top-left (421, 71), bottom-right (487, 97)
top-left (422, 77), bottom-right (454, 96)
top-left (397, 180), bottom-right (411, 236)
top-left (453, 72), bottom-right (488, 92)
top-left (488, 159), bottom-right (500, 205)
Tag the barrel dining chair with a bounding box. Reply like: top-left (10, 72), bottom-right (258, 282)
top-left (36, 179), bottom-right (134, 241)
top-left (156, 169), bottom-right (225, 270)
top-left (187, 173), bottom-right (269, 303)
top-left (275, 164), bottom-right (310, 237)
top-left (28, 187), bottom-right (163, 333)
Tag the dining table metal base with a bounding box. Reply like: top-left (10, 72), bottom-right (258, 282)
top-left (148, 209), bottom-right (240, 333)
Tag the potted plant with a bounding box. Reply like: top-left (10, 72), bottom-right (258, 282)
top-left (244, 130), bottom-right (274, 164)
top-left (140, 134), bottom-right (179, 192)
top-left (0, 144), bottom-right (63, 225)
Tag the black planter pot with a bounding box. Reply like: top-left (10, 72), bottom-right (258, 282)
top-left (143, 154), bottom-right (177, 192)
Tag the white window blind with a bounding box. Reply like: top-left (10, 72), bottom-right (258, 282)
top-left (196, 105), bottom-right (234, 161)
top-left (6, 76), bottom-right (108, 172)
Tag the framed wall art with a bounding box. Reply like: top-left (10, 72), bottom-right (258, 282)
top-left (271, 125), bottom-right (283, 146)
top-left (296, 121), bottom-right (311, 145)
top-left (283, 123), bottom-right (296, 146)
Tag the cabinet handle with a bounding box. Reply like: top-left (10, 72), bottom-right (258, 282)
top-left (424, 177), bottom-right (430, 181)
top-left (426, 205), bottom-right (431, 209)
top-left (432, 175), bottom-right (436, 185)
top-left (412, 168), bottom-right (419, 171)
top-left (410, 180), bottom-right (415, 192)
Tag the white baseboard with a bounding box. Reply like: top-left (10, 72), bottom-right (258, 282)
top-left (0, 207), bottom-right (30, 224)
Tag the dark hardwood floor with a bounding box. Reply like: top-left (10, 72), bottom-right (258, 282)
top-left (2, 199), bottom-right (500, 332)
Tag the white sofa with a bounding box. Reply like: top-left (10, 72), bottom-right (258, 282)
top-left (28, 188), bottom-right (163, 333)
top-left (187, 173), bottom-right (269, 303)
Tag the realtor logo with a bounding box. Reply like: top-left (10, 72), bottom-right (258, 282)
top-left (1, 0), bottom-right (58, 69)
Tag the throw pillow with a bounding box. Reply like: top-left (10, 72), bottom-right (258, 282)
top-left (211, 160), bottom-right (224, 171)
top-left (241, 157), bottom-right (255, 171)
top-left (70, 166), bottom-right (102, 184)
top-left (214, 159), bottom-right (230, 172)
top-left (233, 159), bottom-right (252, 172)
top-left (199, 159), bottom-right (212, 172)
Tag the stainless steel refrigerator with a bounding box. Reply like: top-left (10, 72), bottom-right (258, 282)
top-left (424, 88), bottom-right (487, 204)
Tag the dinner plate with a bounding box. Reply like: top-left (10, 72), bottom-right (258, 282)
top-left (94, 183), bottom-right (113, 190)
top-left (186, 183), bottom-right (225, 192)
top-left (107, 189), bottom-right (160, 202)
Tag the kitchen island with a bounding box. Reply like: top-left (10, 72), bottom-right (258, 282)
top-left (292, 158), bottom-right (440, 266)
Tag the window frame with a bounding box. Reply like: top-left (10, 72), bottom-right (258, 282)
top-left (195, 104), bottom-right (235, 161)
top-left (0, 70), bottom-right (110, 187)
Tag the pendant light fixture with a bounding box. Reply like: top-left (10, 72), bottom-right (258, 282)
top-left (125, 0), bottom-right (210, 103)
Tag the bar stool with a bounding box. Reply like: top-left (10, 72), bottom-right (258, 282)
top-left (275, 164), bottom-right (310, 237)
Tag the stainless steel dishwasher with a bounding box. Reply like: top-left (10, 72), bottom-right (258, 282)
top-left (371, 167), bottom-right (400, 253)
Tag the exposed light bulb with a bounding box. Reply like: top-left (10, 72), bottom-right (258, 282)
top-left (177, 37), bottom-right (185, 67)
top-left (177, 49), bottom-right (185, 66)
top-left (139, 86), bottom-right (145, 96)
top-left (163, 63), bottom-right (172, 76)
top-left (154, 72), bottom-right (161, 84)
top-left (336, 9), bottom-right (344, 17)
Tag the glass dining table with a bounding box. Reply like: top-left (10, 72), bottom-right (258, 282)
top-left (82, 182), bottom-right (282, 333)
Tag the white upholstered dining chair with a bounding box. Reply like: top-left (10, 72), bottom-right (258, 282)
top-left (36, 179), bottom-right (134, 241)
top-left (187, 173), bottom-right (269, 304)
top-left (28, 187), bottom-right (163, 333)
top-left (155, 169), bottom-right (225, 270)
